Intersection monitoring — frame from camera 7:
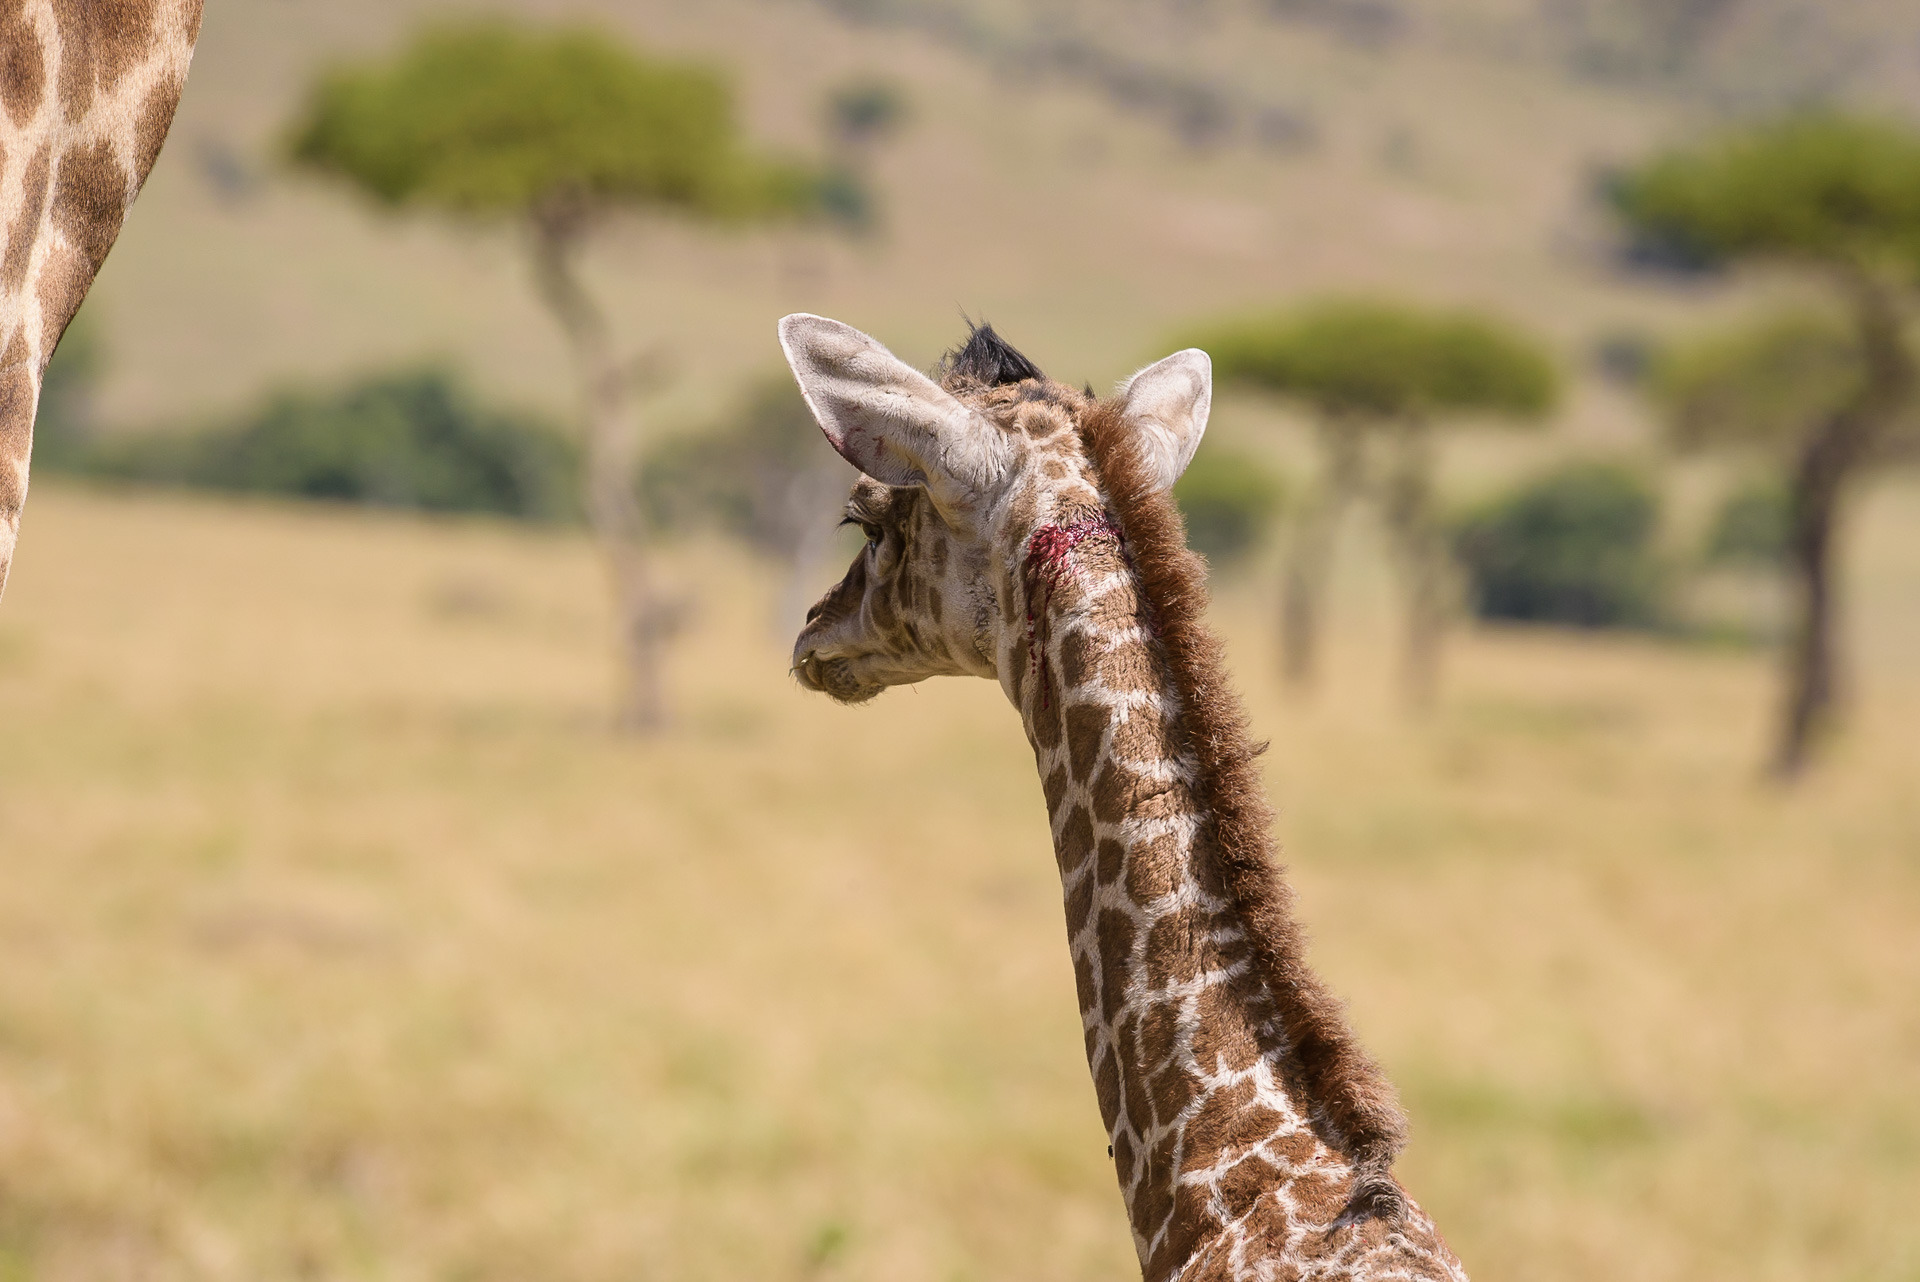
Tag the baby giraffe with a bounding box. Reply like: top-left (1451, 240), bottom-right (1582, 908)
top-left (782, 315), bottom-right (1467, 1282)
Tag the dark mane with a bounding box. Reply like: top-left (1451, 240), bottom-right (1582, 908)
top-left (1077, 402), bottom-right (1412, 1224)
top-left (939, 321), bottom-right (1046, 389)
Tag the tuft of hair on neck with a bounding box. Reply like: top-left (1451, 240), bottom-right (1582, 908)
top-left (940, 320), bottom-right (1046, 390)
top-left (1076, 400), bottom-right (1412, 1227)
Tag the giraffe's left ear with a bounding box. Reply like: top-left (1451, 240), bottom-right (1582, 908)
top-left (1118, 349), bottom-right (1211, 493)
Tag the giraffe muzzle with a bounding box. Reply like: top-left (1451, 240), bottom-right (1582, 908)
top-left (791, 644), bottom-right (882, 704)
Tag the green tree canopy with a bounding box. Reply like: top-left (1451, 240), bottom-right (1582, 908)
top-left (287, 22), bottom-right (818, 219)
top-left (1651, 307), bottom-right (1869, 455)
top-left (1613, 113), bottom-right (1920, 270)
top-left (1187, 298), bottom-right (1559, 420)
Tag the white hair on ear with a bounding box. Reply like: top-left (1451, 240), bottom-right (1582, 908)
top-left (778, 314), bottom-right (1011, 522)
top-left (1118, 348), bottom-right (1212, 493)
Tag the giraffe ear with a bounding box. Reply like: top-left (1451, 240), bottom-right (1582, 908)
top-left (1118, 349), bottom-right (1211, 493)
top-left (778, 314), bottom-right (1011, 520)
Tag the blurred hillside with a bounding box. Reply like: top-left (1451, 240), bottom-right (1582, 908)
top-left (82, 0), bottom-right (1920, 448)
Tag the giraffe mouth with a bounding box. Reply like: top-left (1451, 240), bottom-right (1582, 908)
top-left (793, 651), bottom-right (881, 705)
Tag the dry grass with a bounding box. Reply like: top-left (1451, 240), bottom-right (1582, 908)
top-left (0, 481), bottom-right (1915, 1282)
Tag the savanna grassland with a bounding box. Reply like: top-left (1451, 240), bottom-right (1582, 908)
top-left (1, 479), bottom-right (1916, 1282)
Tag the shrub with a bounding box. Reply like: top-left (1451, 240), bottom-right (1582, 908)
top-left (825, 78), bottom-right (909, 148)
top-left (1171, 448), bottom-right (1286, 567)
top-left (59, 369), bottom-right (578, 521)
top-left (34, 309), bottom-right (105, 462)
top-left (1454, 462), bottom-right (1666, 628)
top-left (1702, 478), bottom-right (1790, 567)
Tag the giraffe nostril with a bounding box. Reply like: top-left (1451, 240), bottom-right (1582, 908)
top-left (805, 598), bottom-right (827, 624)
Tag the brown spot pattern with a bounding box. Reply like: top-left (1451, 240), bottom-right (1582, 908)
top-left (34, 240), bottom-right (86, 352)
top-left (130, 73), bottom-right (185, 183)
top-left (1033, 690), bottom-right (1063, 751)
top-left (1191, 983), bottom-right (1263, 1074)
top-left (1065, 702), bottom-right (1107, 782)
top-left (1144, 906), bottom-right (1206, 989)
top-left (2, 142), bottom-right (51, 293)
top-left (1089, 760), bottom-right (1128, 823)
top-left (1125, 831), bottom-right (1182, 903)
top-left (1040, 762), bottom-right (1067, 813)
top-left (1216, 1158), bottom-right (1277, 1223)
top-left (50, 138), bottom-right (128, 273)
top-left (1093, 1045), bottom-right (1121, 1131)
top-left (1110, 704), bottom-right (1173, 765)
top-left (1100, 642), bottom-right (1159, 693)
top-left (1131, 1136), bottom-right (1174, 1233)
top-left (1094, 909), bottom-right (1134, 1022)
top-left (1064, 871), bottom-right (1094, 937)
top-left (1059, 627), bottom-right (1098, 688)
top-left (1057, 804), bottom-right (1094, 875)
top-left (52, 0), bottom-right (158, 119)
top-left (0, 330), bottom-right (34, 474)
top-left (1, 2), bottom-right (45, 126)
top-left (1150, 1060), bottom-right (1196, 1128)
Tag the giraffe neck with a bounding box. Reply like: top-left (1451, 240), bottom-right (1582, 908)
top-left (0, 0), bottom-right (203, 599)
top-left (1000, 505), bottom-right (1368, 1281)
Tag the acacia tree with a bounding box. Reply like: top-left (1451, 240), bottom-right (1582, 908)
top-left (1616, 114), bottom-right (1920, 776)
top-left (289, 22), bottom-right (821, 730)
top-left (641, 373), bottom-right (856, 636)
top-left (1191, 299), bottom-right (1557, 708)
top-left (1652, 303), bottom-right (1917, 769)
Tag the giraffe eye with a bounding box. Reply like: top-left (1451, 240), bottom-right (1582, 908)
top-left (840, 515), bottom-right (882, 544)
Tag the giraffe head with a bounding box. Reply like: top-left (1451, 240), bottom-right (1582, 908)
top-left (781, 314), bottom-right (1210, 704)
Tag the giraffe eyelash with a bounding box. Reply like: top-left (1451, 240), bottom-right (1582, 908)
top-left (840, 515), bottom-right (883, 540)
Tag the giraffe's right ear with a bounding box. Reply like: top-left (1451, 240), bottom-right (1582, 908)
top-left (779, 314), bottom-right (1011, 521)
top-left (1117, 349), bottom-right (1212, 494)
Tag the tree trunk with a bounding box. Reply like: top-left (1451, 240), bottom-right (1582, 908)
top-left (528, 204), bottom-right (672, 733)
top-left (1281, 422), bottom-right (1365, 689)
top-left (1380, 422), bottom-right (1448, 713)
top-left (1777, 447), bottom-right (1844, 777)
top-left (1772, 271), bottom-right (1913, 778)
top-left (773, 459), bottom-right (854, 639)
